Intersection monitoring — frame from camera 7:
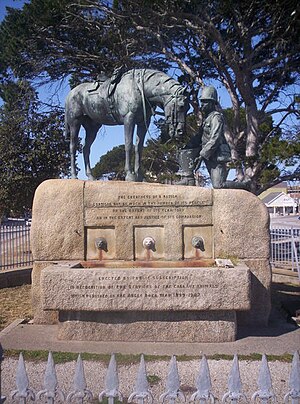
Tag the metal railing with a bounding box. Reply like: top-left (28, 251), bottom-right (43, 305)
top-left (0, 347), bottom-right (299, 403)
top-left (0, 225), bottom-right (33, 271)
top-left (270, 225), bottom-right (300, 280)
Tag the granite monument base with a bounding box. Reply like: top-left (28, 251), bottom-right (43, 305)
top-left (31, 180), bottom-right (271, 342)
top-left (40, 264), bottom-right (250, 343)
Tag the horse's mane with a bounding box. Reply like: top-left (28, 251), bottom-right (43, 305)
top-left (124, 69), bottom-right (185, 96)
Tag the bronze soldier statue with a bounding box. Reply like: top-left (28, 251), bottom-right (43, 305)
top-left (176, 86), bottom-right (250, 190)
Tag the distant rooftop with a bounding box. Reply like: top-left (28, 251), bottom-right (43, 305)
top-left (261, 192), bottom-right (282, 204)
top-left (270, 182), bottom-right (288, 189)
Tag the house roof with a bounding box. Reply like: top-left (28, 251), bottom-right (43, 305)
top-left (261, 192), bottom-right (282, 204)
top-left (271, 181), bottom-right (288, 189)
top-left (262, 192), bottom-right (297, 207)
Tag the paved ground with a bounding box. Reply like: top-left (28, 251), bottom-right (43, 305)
top-left (1, 297), bottom-right (300, 356)
top-left (0, 320), bottom-right (300, 356)
top-left (1, 280), bottom-right (299, 404)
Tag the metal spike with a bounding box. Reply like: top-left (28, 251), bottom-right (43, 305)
top-left (222, 354), bottom-right (247, 403)
top-left (135, 355), bottom-right (149, 394)
top-left (73, 354), bottom-right (87, 391)
top-left (190, 355), bottom-right (216, 403)
top-left (284, 351), bottom-right (300, 403)
top-left (44, 352), bottom-right (58, 392)
top-left (159, 356), bottom-right (185, 403)
top-left (67, 354), bottom-right (93, 403)
top-left (251, 354), bottom-right (276, 402)
top-left (11, 353), bottom-right (35, 402)
top-left (99, 354), bottom-right (123, 403)
top-left (16, 353), bottom-right (30, 396)
top-left (128, 355), bottom-right (154, 403)
top-left (37, 352), bottom-right (65, 403)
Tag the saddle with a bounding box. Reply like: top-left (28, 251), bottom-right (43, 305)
top-left (87, 66), bottom-right (126, 123)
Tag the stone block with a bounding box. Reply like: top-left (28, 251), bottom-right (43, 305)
top-left (31, 261), bottom-right (59, 324)
top-left (83, 181), bottom-right (213, 261)
top-left (213, 189), bottom-right (270, 259)
top-left (41, 264), bottom-right (251, 312)
top-left (237, 258), bottom-right (272, 326)
top-left (58, 311), bottom-right (237, 342)
top-left (31, 179), bottom-right (85, 261)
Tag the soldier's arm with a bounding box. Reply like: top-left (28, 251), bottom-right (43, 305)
top-left (200, 113), bottom-right (224, 160)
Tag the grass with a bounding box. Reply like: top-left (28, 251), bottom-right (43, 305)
top-left (3, 349), bottom-right (294, 364)
top-left (0, 284), bottom-right (33, 331)
top-left (0, 284), bottom-right (296, 364)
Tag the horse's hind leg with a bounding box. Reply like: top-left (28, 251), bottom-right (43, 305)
top-left (135, 120), bottom-right (149, 182)
top-left (124, 117), bottom-right (136, 181)
top-left (83, 119), bottom-right (101, 180)
top-left (69, 118), bottom-right (81, 179)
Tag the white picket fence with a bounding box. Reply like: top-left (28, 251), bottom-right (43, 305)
top-left (1, 345), bottom-right (299, 403)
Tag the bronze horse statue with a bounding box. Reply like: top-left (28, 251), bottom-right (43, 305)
top-left (65, 69), bottom-right (189, 181)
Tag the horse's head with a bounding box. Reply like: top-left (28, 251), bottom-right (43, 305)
top-left (164, 88), bottom-right (189, 140)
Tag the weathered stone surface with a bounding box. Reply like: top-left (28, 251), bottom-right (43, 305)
top-left (237, 258), bottom-right (272, 326)
top-left (31, 261), bottom-right (59, 324)
top-left (31, 179), bottom-right (85, 261)
top-left (84, 181), bottom-right (213, 261)
top-left (58, 311), bottom-right (237, 342)
top-left (41, 264), bottom-right (251, 312)
top-left (31, 180), bottom-right (272, 335)
top-left (213, 189), bottom-right (270, 259)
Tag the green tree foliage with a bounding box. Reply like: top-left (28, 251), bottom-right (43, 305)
top-left (0, 0), bottom-right (168, 85)
top-left (0, 0), bottom-right (299, 194)
top-left (92, 119), bottom-right (196, 183)
top-left (0, 80), bottom-right (70, 215)
top-left (92, 145), bottom-right (126, 180)
top-left (112, 0), bottom-right (300, 193)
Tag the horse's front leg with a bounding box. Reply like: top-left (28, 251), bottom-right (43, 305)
top-left (135, 121), bottom-right (149, 182)
top-left (83, 120), bottom-right (100, 180)
top-left (70, 139), bottom-right (77, 179)
top-left (124, 118), bottom-right (136, 181)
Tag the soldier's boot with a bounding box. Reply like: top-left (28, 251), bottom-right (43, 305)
top-left (175, 174), bottom-right (196, 186)
top-left (175, 148), bottom-right (200, 186)
top-left (222, 179), bottom-right (252, 191)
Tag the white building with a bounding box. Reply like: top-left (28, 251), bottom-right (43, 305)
top-left (262, 192), bottom-right (298, 217)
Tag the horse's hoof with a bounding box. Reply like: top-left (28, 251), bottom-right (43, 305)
top-left (87, 175), bottom-right (96, 181)
top-left (125, 173), bottom-right (136, 182)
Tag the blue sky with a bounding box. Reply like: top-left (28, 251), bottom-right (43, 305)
top-left (0, 0), bottom-right (130, 179)
top-left (0, 1), bottom-right (236, 182)
top-left (0, 1), bottom-right (238, 181)
top-left (0, 0), bottom-right (27, 20)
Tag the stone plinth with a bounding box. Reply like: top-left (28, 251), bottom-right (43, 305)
top-left (58, 311), bottom-right (237, 343)
top-left (31, 179), bottom-right (271, 341)
top-left (41, 263), bottom-right (250, 343)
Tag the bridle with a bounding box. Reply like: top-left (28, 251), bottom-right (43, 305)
top-left (135, 69), bottom-right (188, 138)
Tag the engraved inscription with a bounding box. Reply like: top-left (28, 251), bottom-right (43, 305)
top-left (89, 193), bottom-right (206, 208)
top-left (67, 273), bottom-right (218, 300)
top-left (84, 192), bottom-right (212, 226)
top-left (42, 266), bottom-right (251, 312)
top-left (85, 205), bottom-right (211, 224)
